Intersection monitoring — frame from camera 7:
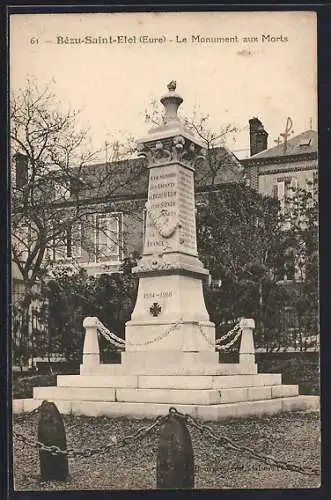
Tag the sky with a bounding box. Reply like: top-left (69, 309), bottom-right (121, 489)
top-left (10, 11), bottom-right (317, 160)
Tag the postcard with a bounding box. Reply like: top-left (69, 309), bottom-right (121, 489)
top-left (10, 10), bottom-right (319, 491)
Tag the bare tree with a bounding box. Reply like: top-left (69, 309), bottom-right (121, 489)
top-left (11, 79), bottom-right (146, 364)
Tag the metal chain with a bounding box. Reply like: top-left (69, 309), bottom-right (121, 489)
top-left (96, 319), bottom-right (125, 344)
top-left (97, 319), bottom-right (183, 348)
top-left (13, 430), bottom-right (68, 456)
top-left (98, 318), bottom-right (240, 351)
top-left (96, 321), bottom-right (126, 348)
top-left (13, 414), bottom-right (168, 458)
top-left (13, 404), bottom-right (43, 422)
top-left (168, 408), bottom-right (320, 477)
top-left (216, 330), bottom-right (242, 351)
top-left (216, 323), bottom-right (240, 344)
top-left (128, 321), bottom-right (182, 347)
top-left (198, 324), bottom-right (242, 351)
top-left (14, 406), bottom-right (319, 477)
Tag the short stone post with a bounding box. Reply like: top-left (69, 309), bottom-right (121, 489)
top-left (38, 400), bottom-right (69, 481)
top-left (239, 318), bottom-right (256, 368)
top-left (156, 411), bottom-right (194, 489)
top-left (82, 317), bottom-right (100, 371)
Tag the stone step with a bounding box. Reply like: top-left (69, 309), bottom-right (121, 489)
top-left (116, 388), bottom-right (221, 405)
top-left (81, 363), bottom-right (258, 377)
top-left (218, 385), bottom-right (298, 404)
top-left (33, 386), bottom-right (116, 402)
top-left (12, 395), bottom-right (320, 421)
top-left (33, 384), bottom-right (298, 405)
top-left (57, 374), bottom-right (139, 388)
top-left (58, 373), bottom-right (282, 390)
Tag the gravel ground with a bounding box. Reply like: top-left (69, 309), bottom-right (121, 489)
top-left (12, 410), bottom-right (320, 491)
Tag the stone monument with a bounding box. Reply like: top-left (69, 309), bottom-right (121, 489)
top-left (13, 83), bottom-right (319, 420)
top-left (123, 80), bottom-right (217, 370)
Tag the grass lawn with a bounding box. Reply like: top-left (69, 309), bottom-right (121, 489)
top-left (12, 410), bottom-right (320, 491)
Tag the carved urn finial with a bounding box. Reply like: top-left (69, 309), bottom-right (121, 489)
top-left (167, 80), bottom-right (177, 91)
top-left (160, 81), bottom-right (183, 124)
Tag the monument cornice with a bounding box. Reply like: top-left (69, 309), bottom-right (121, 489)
top-left (132, 265), bottom-right (210, 280)
top-left (138, 128), bottom-right (205, 149)
top-left (137, 134), bottom-right (206, 171)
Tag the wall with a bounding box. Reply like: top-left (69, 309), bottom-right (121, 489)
top-left (258, 163), bottom-right (316, 196)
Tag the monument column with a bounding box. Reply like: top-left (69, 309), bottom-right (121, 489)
top-left (123, 82), bottom-right (218, 369)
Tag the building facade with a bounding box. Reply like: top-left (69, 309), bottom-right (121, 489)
top-left (241, 119), bottom-right (319, 348)
top-left (242, 118), bottom-right (318, 200)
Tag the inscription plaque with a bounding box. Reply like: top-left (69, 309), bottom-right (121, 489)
top-left (144, 163), bottom-right (197, 256)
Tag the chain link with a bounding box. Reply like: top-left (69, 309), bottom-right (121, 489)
top-left (96, 320), bottom-right (126, 348)
top-left (198, 324), bottom-right (242, 351)
top-left (97, 318), bottom-right (240, 351)
top-left (96, 319), bottom-right (183, 348)
top-left (13, 404), bottom-right (43, 422)
top-left (168, 407), bottom-right (320, 477)
top-left (13, 430), bottom-right (68, 456)
top-left (216, 330), bottom-right (242, 351)
top-left (216, 323), bottom-right (240, 344)
top-left (127, 321), bottom-right (182, 347)
top-left (14, 406), bottom-right (319, 477)
top-left (13, 414), bottom-right (168, 458)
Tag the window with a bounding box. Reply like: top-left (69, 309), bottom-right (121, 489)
top-left (96, 213), bottom-right (122, 262)
top-left (284, 306), bottom-right (298, 330)
top-left (53, 181), bottom-right (70, 201)
top-left (67, 222), bottom-right (82, 258)
top-left (53, 223), bottom-right (68, 261)
top-left (70, 177), bottom-right (86, 196)
top-left (284, 253), bottom-right (295, 281)
top-left (306, 172), bottom-right (318, 199)
top-left (273, 177), bottom-right (298, 214)
top-left (14, 223), bottom-right (32, 263)
top-left (298, 138), bottom-right (312, 147)
top-left (275, 248), bottom-right (295, 282)
top-left (53, 221), bottom-right (82, 260)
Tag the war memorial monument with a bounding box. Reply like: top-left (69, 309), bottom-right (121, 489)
top-left (13, 82), bottom-right (319, 420)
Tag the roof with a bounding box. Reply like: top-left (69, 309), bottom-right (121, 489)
top-left (68, 146), bottom-right (243, 202)
top-left (250, 129), bottom-right (318, 160)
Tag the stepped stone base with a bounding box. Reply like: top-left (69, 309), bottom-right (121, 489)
top-left (13, 396), bottom-right (319, 420)
top-left (12, 368), bottom-right (320, 421)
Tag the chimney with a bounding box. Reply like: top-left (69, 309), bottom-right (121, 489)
top-left (249, 117), bottom-right (268, 156)
top-left (13, 153), bottom-right (29, 188)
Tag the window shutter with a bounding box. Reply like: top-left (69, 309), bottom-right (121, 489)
top-left (277, 181), bottom-right (285, 212)
top-left (53, 221), bottom-right (67, 260)
top-left (291, 178), bottom-right (298, 191)
top-left (96, 213), bottom-right (121, 261)
top-left (71, 222), bottom-right (82, 258)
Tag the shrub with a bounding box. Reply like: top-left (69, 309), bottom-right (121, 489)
top-left (256, 352), bottom-right (319, 395)
top-left (12, 374), bottom-right (57, 399)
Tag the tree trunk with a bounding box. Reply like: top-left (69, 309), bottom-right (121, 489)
top-left (20, 306), bottom-right (31, 368)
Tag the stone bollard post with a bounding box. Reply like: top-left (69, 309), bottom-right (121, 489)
top-left (82, 317), bottom-right (100, 371)
top-left (156, 409), bottom-right (194, 489)
top-left (239, 318), bottom-right (256, 368)
top-left (38, 400), bottom-right (69, 481)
